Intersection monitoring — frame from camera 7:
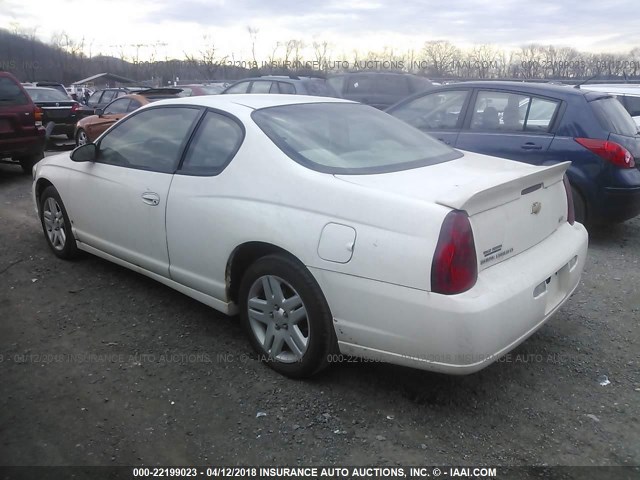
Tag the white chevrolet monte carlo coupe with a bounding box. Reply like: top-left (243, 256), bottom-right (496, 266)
top-left (32, 95), bottom-right (588, 378)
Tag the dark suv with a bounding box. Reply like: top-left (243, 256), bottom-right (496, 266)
top-left (328, 72), bottom-right (433, 109)
top-left (0, 72), bottom-right (46, 173)
top-left (222, 76), bottom-right (337, 97)
top-left (387, 81), bottom-right (640, 225)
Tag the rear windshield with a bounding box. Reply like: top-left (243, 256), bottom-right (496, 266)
top-left (26, 88), bottom-right (70, 102)
top-left (0, 77), bottom-right (30, 106)
top-left (590, 97), bottom-right (638, 136)
top-left (252, 102), bottom-right (462, 174)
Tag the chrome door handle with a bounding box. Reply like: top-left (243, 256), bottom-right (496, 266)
top-left (141, 192), bottom-right (160, 206)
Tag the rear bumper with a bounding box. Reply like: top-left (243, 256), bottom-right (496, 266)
top-left (599, 186), bottom-right (640, 223)
top-left (0, 128), bottom-right (46, 159)
top-left (311, 222), bottom-right (588, 374)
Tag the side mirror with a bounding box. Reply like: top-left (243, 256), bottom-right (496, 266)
top-left (95, 108), bottom-right (104, 116)
top-left (71, 143), bottom-right (97, 162)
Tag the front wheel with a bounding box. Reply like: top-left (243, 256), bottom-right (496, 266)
top-left (76, 128), bottom-right (88, 146)
top-left (239, 254), bottom-right (336, 378)
top-left (39, 186), bottom-right (78, 259)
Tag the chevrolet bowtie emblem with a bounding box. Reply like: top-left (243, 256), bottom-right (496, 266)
top-left (531, 202), bottom-right (542, 214)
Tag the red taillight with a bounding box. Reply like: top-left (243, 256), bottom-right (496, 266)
top-left (575, 138), bottom-right (635, 168)
top-left (431, 210), bottom-right (478, 295)
top-left (34, 106), bottom-right (43, 123)
top-left (71, 103), bottom-right (79, 112)
top-left (563, 175), bottom-right (575, 225)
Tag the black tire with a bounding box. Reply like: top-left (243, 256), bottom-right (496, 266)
top-left (571, 186), bottom-right (587, 226)
top-left (17, 152), bottom-right (43, 174)
top-left (39, 186), bottom-right (79, 259)
top-left (239, 254), bottom-right (336, 378)
top-left (75, 128), bottom-right (88, 147)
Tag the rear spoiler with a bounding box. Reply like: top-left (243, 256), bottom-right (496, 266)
top-left (436, 161), bottom-right (570, 216)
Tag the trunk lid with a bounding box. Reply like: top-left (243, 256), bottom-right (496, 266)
top-left (335, 152), bottom-right (570, 271)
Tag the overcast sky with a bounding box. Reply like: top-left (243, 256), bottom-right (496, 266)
top-left (2, 0), bottom-right (639, 60)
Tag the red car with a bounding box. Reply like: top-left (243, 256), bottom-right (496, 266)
top-left (0, 71), bottom-right (46, 173)
top-left (75, 89), bottom-right (182, 145)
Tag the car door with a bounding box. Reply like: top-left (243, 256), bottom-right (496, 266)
top-left (166, 110), bottom-right (245, 299)
top-left (65, 106), bottom-right (202, 277)
top-left (455, 89), bottom-right (559, 165)
top-left (387, 89), bottom-right (471, 146)
top-left (86, 97), bottom-right (131, 140)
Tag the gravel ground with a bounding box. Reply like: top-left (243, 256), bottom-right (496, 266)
top-left (0, 146), bottom-right (639, 473)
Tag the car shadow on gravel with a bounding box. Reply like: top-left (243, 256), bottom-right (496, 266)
top-left (587, 219), bottom-right (639, 247)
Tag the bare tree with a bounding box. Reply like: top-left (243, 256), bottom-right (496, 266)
top-left (247, 26), bottom-right (259, 66)
top-left (421, 40), bottom-right (461, 77)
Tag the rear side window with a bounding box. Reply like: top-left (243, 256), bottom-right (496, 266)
top-left (591, 97), bottom-right (638, 136)
top-left (250, 81), bottom-right (272, 94)
top-left (0, 77), bottom-right (29, 106)
top-left (180, 111), bottom-right (243, 175)
top-left (303, 80), bottom-right (334, 97)
top-left (225, 82), bottom-right (250, 94)
top-left (525, 97), bottom-right (558, 132)
top-left (277, 82), bottom-right (296, 94)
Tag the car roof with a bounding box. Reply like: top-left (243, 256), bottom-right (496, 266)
top-left (150, 94), bottom-right (351, 110)
top-left (438, 80), bottom-right (607, 99)
top-left (124, 93), bottom-right (180, 103)
top-left (24, 86), bottom-right (63, 92)
top-left (231, 76), bottom-right (323, 83)
top-left (579, 84), bottom-right (640, 95)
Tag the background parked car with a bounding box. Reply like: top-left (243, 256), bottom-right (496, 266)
top-left (86, 86), bottom-right (150, 111)
top-left (177, 83), bottom-right (228, 96)
top-left (32, 81), bottom-right (71, 99)
top-left (579, 84), bottom-right (640, 128)
top-left (75, 88), bottom-right (183, 145)
top-left (222, 76), bottom-right (337, 97)
top-left (24, 86), bottom-right (89, 140)
top-left (328, 71), bottom-right (433, 109)
top-left (387, 81), bottom-right (640, 226)
top-left (0, 71), bottom-right (45, 173)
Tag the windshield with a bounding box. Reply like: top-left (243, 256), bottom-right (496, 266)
top-left (252, 102), bottom-right (462, 174)
top-left (26, 87), bottom-right (71, 102)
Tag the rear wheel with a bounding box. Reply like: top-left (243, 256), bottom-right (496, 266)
top-left (571, 186), bottom-right (587, 225)
top-left (39, 186), bottom-right (78, 259)
top-left (239, 254), bottom-right (336, 378)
